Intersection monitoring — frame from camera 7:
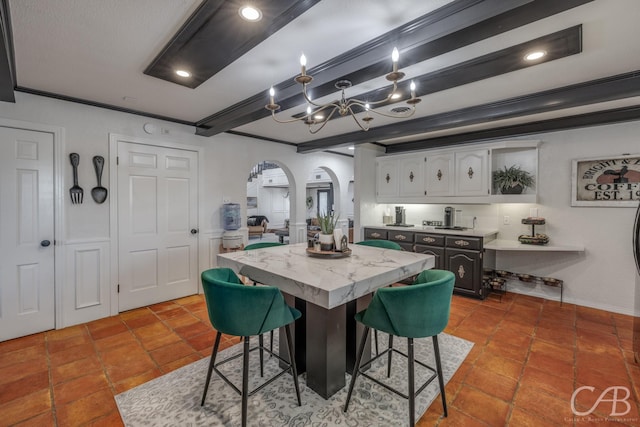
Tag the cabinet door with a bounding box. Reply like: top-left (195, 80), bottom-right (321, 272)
top-left (446, 248), bottom-right (483, 298)
top-left (376, 158), bottom-right (398, 199)
top-left (415, 245), bottom-right (445, 269)
top-left (426, 153), bottom-right (454, 197)
top-left (455, 149), bottom-right (489, 196)
top-left (398, 156), bottom-right (425, 198)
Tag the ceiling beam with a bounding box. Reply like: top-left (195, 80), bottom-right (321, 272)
top-left (195, 0), bottom-right (593, 138)
top-left (295, 70), bottom-right (640, 153)
top-left (384, 105), bottom-right (640, 153)
top-left (144, 0), bottom-right (321, 89)
top-left (0, 0), bottom-right (16, 102)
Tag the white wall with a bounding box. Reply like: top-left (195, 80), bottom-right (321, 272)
top-left (360, 122), bottom-right (640, 315)
top-left (0, 92), bottom-right (353, 328)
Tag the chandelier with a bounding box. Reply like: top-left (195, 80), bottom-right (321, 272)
top-left (265, 48), bottom-right (421, 133)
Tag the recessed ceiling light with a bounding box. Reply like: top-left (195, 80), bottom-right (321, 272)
top-left (391, 93), bottom-right (402, 100)
top-left (239, 6), bottom-right (262, 22)
top-left (176, 70), bottom-right (191, 78)
top-left (348, 146), bottom-right (355, 150)
top-left (524, 50), bottom-right (546, 61)
top-left (314, 114), bottom-right (325, 121)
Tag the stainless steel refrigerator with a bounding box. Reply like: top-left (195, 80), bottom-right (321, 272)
top-left (634, 201), bottom-right (640, 363)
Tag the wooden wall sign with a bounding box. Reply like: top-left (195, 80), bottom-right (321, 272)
top-left (572, 154), bottom-right (640, 206)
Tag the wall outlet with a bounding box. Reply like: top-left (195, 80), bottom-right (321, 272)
top-left (503, 215), bottom-right (510, 225)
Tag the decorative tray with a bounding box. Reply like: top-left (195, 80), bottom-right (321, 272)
top-left (518, 233), bottom-right (549, 245)
top-left (305, 248), bottom-right (352, 258)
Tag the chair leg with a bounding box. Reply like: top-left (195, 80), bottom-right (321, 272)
top-left (343, 326), bottom-right (370, 413)
top-left (433, 335), bottom-right (448, 417)
top-left (408, 337), bottom-right (415, 427)
top-left (258, 334), bottom-right (264, 377)
top-left (269, 330), bottom-right (274, 357)
top-left (374, 330), bottom-right (379, 356)
top-left (387, 334), bottom-right (394, 378)
top-left (201, 331), bottom-right (222, 406)
top-left (241, 336), bottom-right (250, 427)
top-left (284, 324), bottom-right (301, 406)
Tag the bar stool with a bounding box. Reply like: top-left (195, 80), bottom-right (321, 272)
top-left (343, 269), bottom-right (455, 427)
top-left (244, 241), bottom-right (284, 356)
top-left (356, 239), bottom-right (403, 355)
top-left (200, 268), bottom-right (301, 427)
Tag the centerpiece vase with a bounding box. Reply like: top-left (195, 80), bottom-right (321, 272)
top-left (318, 233), bottom-right (334, 251)
top-left (333, 228), bottom-right (343, 250)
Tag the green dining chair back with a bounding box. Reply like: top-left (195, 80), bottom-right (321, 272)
top-left (344, 269), bottom-right (455, 427)
top-left (356, 239), bottom-right (403, 250)
top-left (200, 268), bottom-right (301, 427)
top-left (244, 241), bottom-right (284, 251)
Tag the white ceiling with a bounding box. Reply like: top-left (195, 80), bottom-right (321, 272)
top-left (8, 0), bottom-right (640, 153)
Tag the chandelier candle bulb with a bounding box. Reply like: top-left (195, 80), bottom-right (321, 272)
top-left (269, 86), bottom-right (275, 104)
top-left (410, 81), bottom-right (416, 98)
top-left (300, 53), bottom-right (307, 76)
top-left (392, 47), bottom-right (399, 72)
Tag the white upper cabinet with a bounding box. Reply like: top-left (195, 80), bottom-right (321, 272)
top-left (376, 157), bottom-right (399, 200)
top-left (425, 153), bottom-right (454, 197)
top-left (455, 149), bottom-right (490, 196)
top-left (398, 155), bottom-right (426, 198)
top-left (376, 140), bottom-right (539, 203)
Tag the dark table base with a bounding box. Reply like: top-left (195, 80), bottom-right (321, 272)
top-left (280, 293), bottom-right (372, 399)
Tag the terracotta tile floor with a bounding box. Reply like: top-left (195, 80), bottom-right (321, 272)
top-left (1, 292), bottom-right (639, 426)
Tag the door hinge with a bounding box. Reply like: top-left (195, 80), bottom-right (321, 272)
top-left (116, 156), bottom-right (119, 165)
top-left (117, 284), bottom-right (120, 293)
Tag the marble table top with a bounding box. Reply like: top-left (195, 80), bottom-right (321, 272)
top-left (217, 243), bottom-right (435, 309)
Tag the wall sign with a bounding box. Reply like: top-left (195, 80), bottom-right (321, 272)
top-left (572, 154), bottom-right (640, 206)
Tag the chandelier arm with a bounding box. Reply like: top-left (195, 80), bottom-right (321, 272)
top-left (346, 106), bottom-right (370, 132)
top-left (347, 80), bottom-right (400, 108)
top-left (365, 106), bottom-right (417, 119)
top-left (302, 85), bottom-right (341, 109)
top-left (308, 107), bottom-right (340, 134)
top-left (269, 110), bottom-right (313, 124)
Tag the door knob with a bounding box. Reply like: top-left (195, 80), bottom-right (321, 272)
top-left (190, 228), bottom-right (199, 235)
top-left (41, 240), bottom-right (51, 247)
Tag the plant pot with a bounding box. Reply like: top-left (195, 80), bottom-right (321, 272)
top-left (318, 233), bottom-right (334, 251)
top-left (500, 184), bottom-right (523, 194)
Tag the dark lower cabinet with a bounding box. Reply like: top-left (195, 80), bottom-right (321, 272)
top-left (364, 227), bottom-right (487, 299)
top-left (445, 248), bottom-right (483, 299)
top-left (415, 244), bottom-right (445, 270)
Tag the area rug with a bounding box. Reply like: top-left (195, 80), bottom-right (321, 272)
top-left (115, 333), bottom-right (473, 426)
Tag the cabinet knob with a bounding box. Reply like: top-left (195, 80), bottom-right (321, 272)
top-left (468, 167), bottom-right (474, 179)
top-left (422, 237), bottom-right (435, 243)
top-left (395, 234), bottom-right (406, 240)
top-left (371, 232), bottom-right (381, 238)
top-left (40, 240), bottom-right (51, 247)
top-left (454, 239), bottom-right (470, 247)
top-left (190, 228), bottom-right (199, 235)
top-left (437, 169), bottom-right (442, 181)
top-left (385, 173), bottom-right (390, 183)
top-left (409, 171), bottom-right (414, 182)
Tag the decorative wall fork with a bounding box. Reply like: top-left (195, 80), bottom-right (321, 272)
top-left (69, 153), bottom-right (83, 204)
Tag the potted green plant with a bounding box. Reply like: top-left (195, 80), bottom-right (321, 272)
top-left (317, 212), bottom-right (339, 250)
top-left (492, 165), bottom-right (535, 194)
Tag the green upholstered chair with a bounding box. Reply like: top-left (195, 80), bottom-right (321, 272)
top-left (200, 268), bottom-right (301, 427)
top-left (343, 269), bottom-right (455, 427)
top-left (356, 239), bottom-right (403, 250)
top-left (244, 241), bottom-right (284, 355)
top-left (244, 241), bottom-right (284, 251)
top-left (356, 239), bottom-right (403, 355)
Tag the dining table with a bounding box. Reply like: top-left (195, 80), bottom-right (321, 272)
top-left (216, 242), bottom-right (435, 399)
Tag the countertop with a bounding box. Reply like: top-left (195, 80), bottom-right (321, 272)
top-left (365, 224), bottom-right (499, 239)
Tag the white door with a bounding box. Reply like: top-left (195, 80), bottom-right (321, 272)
top-left (376, 158), bottom-right (398, 200)
top-left (455, 149), bottom-right (490, 196)
top-left (398, 156), bottom-right (425, 198)
top-left (0, 127), bottom-right (55, 341)
top-left (426, 153), bottom-right (454, 197)
top-left (117, 142), bottom-right (198, 311)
